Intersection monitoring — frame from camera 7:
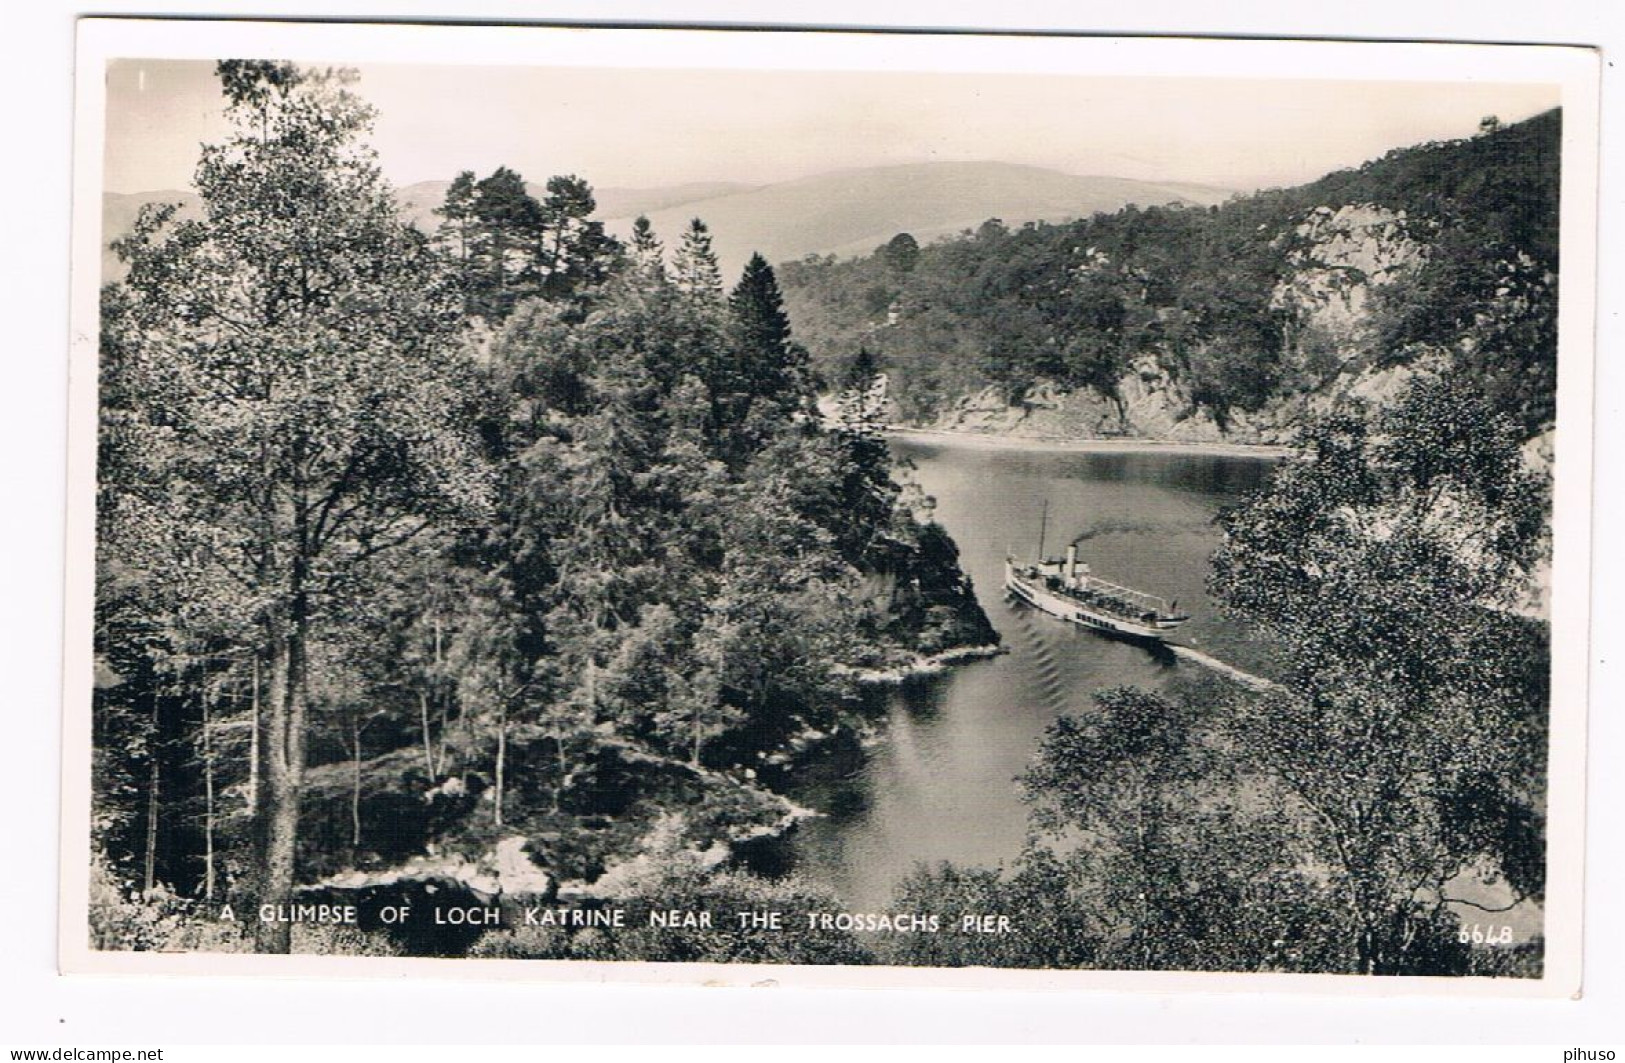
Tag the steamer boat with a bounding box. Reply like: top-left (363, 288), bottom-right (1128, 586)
top-left (1004, 503), bottom-right (1190, 642)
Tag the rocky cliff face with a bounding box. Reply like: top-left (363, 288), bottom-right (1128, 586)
top-left (928, 359), bottom-right (1432, 445)
top-left (926, 203), bottom-right (1440, 446)
top-left (1271, 204), bottom-right (1426, 370)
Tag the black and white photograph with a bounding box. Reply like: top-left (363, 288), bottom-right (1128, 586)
top-left (58, 19), bottom-right (1598, 993)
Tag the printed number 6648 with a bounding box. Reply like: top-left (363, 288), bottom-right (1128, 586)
top-left (1457, 924), bottom-right (1514, 945)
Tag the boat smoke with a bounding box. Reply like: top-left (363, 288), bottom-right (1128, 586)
top-left (1069, 518), bottom-right (1210, 545)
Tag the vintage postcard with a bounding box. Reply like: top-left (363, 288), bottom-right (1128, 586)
top-left (61, 18), bottom-right (1599, 994)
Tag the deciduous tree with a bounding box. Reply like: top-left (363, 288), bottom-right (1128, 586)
top-left (1208, 377), bottom-right (1549, 973)
top-left (107, 60), bottom-right (491, 952)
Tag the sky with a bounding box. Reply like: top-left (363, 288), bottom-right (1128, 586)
top-left (102, 59), bottom-right (1561, 195)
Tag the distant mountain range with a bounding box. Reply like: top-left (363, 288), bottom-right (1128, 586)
top-left (598, 163), bottom-right (1233, 278)
top-left (100, 162), bottom-right (1233, 284)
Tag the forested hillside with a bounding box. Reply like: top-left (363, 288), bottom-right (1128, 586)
top-left (92, 62), bottom-right (993, 957)
top-left (779, 110), bottom-right (1560, 442)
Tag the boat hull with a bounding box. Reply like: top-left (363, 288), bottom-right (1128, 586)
top-left (1004, 565), bottom-right (1180, 642)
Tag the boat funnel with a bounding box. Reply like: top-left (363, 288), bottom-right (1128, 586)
top-left (1066, 543), bottom-right (1078, 580)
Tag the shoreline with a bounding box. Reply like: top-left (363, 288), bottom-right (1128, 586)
top-left (834, 642), bottom-right (1008, 686)
top-left (885, 425), bottom-right (1293, 460)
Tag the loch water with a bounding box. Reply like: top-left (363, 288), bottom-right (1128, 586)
top-left (784, 437), bottom-right (1281, 911)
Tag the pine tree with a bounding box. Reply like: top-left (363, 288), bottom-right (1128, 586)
top-left (535, 174), bottom-right (617, 305)
top-left (724, 252), bottom-right (814, 449)
top-left (672, 218), bottom-right (724, 304)
top-left (470, 166), bottom-right (543, 318)
top-left (730, 253), bottom-right (795, 395)
top-left (435, 170), bottom-right (478, 310)
top-left (834, 345), bottom-right (887, 435)
top-left (628, 215), bottom-right (665, 282)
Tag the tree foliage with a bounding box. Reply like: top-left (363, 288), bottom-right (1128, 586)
top-left (102, 60), bottom-right (494, 951)
top-left (1205, 377), bottom-right (1549, 972)
top-left (93, 63), bottom-right (994, 958)
top-left (779, 110), bottom-right (1559, 435)
top-left (437, 167), bottom-right (620, 320)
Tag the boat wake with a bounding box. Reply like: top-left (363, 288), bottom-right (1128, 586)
top-left (1166, 644), bottom-right (1282, 693)
top-left (1002, 602), bottom-right (1073, 715)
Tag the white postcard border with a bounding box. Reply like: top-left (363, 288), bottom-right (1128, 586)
top-left (59, 16), bottom-right (1602, 998)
